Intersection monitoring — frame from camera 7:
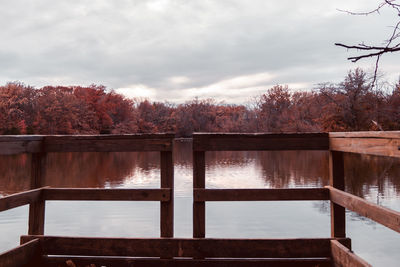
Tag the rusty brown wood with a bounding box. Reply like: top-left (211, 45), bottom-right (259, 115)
top-left (193, 133), bottom-right (329, 151)
top-left (331, 240), bottom-right (371, 267)
top-left (0, 238), bottom-right (41, 267)
top-left (0, 188), bottom-right (43, 212)
top-left (44, 134), bottom-right (174, 152)
top-left (327, 186), bottom-right (400, 234)
top-left (43, 188), bottom-right (170, 201)
top-left (329, 151), bottom-right (346, 238)
top-left (0, 136), bottom-right (43, 155)
top-left (20, 236), bottom-right (350, 259)
top-left (43, 256), bottom-right (331, 267)
top-left (29, 152), bottom-right (46, 235)
top-left (193, 151), bottom-right (206, 238)
top-left (329, 132), bottom-right (400, 158)
top-left (194, 188), bottom-right (330, 202)
top-left (160, 151), bottom-right (174, 237)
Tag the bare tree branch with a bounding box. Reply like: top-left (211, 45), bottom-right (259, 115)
top-left (336, 0), bottom-right (400, 87)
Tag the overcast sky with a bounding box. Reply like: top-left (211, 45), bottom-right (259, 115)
top-left (1, 0), bottom-right (399, 103)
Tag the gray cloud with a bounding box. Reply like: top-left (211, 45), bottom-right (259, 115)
top-left (1, 0), bottom-right (399, 102)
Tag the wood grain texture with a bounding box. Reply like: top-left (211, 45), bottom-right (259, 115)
top-left (331, 240), bottom-right (371, 267)
top-left (29, 152), bottom-right (46, 235)
top-left (0, 188), bottom-right (42, 212)
top-left (329, 132), bottom-right (400, 158)
top-left (160, 151), bottom-right (174, 237)
top-left (20, 236), bottom-right (350, 258)
top-left (43, 188), bottom-right (171, 201)
top-left (193, 133), bottom-right (329, 151)
top-left (0, 239), bottom-right (41, 267)
top-left (327, 186), bottom-right (400, 233)
top-left (194, 188), bottom-right (330, 201)
top-left (43, 256), bottom-right (331, 267)
top-left (44, 134), bottom-right (174, 152)
top-left (329, 131), bottom-right (400, 139)
top-left (0, 136), bottom-right (43, 155)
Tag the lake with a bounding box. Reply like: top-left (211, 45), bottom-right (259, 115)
top-left (0, 140), bottom-right (399, 266)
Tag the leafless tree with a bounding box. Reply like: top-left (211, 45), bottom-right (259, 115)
top-left (335, 0), bottom-right (400, 86)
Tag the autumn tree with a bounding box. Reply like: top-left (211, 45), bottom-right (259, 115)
top-left (0, 82), bottom-right (37, 134)
top-left (317, 68), bottom-right (382, 131)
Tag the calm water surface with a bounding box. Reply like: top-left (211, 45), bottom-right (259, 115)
top-left (0, 140), bottom-right (399, 266)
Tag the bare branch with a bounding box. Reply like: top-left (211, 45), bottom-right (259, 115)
top-left (336, 0), bottom-right (400, 87)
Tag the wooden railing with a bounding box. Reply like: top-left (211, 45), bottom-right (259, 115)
top-left (0, 134), bottom-right (175, 237)
top-left (192, 132), bottom-right (400, 266)
top-left (0, 131), bottom-right (400, 266)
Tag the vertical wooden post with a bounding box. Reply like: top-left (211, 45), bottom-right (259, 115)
top-left (193, 151), bottom-right (205, 238)
top-left (29, 152), bottom-right (46, 235)
top-left (329, 150), bottom-right (346, 238)
top-left (160, 151), bottom-right (174, 237)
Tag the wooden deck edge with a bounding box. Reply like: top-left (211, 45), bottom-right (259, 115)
top-left (0, 239), bottom-right (42, 267)
top-left (20, 236), bottom-right (350, 259)
top-left (331, 240), bottom-right (371, 267)
top-left (43, 256), bottom-right (332, 267)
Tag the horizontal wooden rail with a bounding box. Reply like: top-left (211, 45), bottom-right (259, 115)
top-left (193, 133), bottom-right (329, 151)
top-left (43, 257), bottom-right (331, 267)
top-left (0, 239), bottom-right (41, 267)
top-left (331, 240), bottom-right (371, 267)
top-left (194, 188), bottom-right (330, 201)
top-left (327, 186), bottom-right (400, 234)
top-left (44, 134), bottom-right (174, 152)
top-left (0, 136), bottom-right (43, 155)
top-left (0, 134), bottom-right (175, 155)
top-left (20, 236), bottom-right (350, 259)
top-left (0, 188), bottom-right (44, 212)
top-left (329, 131), bottom-right (400, 158)
top-left (43, 188), bottom-right (171, 201)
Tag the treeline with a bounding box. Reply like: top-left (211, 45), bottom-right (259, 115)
top-left (1, 68), bottom-right (399, 136)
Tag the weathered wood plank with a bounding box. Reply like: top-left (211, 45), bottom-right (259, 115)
top-left (0, 239), bottom-right (41, 267)
top-left (43, 188), bottom-right (171, 201)
top-left (0, 136), bottom-right (43, 155)
top-left (160, 151), bottom-right (174, 238)
top-left (331, 240), bottom-right (371, 267)
top-left (194, 188), bottom-right (330, 201)
top-left (29, 152), bottom-right (46, 236)
top-left (193, 133), bottom-right (329, 151)
top-left (43, 256), bottom-right (331, 267)
top-left (329, 131), bottom-right (400, 139)
top-left (329, 151), bottom-right (346, 238)
top-left (329, 134), bottom-right (400, 158)
top-left (44, 134), bottom-right (174, 152)
top-left (20, 236), bottom-right (350, 258)
top-left (327, 186), bottom-right (400, 233)
top-left (0, 188), bottom-right (43, 212)
top-left (193, 151), bottom-right (206, 238)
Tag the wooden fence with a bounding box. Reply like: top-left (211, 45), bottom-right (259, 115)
top-left (0, 134), bottom-right (175, 237)
top-left (0, 132), bottom-right (399, 266)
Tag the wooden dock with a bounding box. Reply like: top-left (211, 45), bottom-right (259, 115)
top-left (0, 132), bottom-right (399, 266)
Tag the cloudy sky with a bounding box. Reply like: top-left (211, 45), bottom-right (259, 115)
top-left (1, 0), bottom-right (399, 103)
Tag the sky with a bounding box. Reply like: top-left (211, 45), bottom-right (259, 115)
top-left (1, 0), bottom-right (399, 104)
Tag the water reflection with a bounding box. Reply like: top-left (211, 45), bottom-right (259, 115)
top-left (1, 140), bottom-right (399, 199)
top-left (1, 140), bottom-right (400, 266)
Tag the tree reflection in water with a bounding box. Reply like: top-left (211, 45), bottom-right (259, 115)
top-left (0, 140), bottom-right (399, 201)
